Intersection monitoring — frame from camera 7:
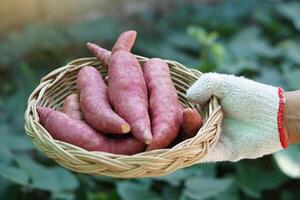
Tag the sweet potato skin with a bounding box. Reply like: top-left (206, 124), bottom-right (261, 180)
top-left (144, 58), bottom-right (181, 150)
top-left (87, 31), bottom-right (136, 68)
top-left (167, 104), bottom-right (185, 147)
top-left (86, 43), bottom-right (111, 68)
top-left (112, 31), bottom-right (137, 53)
top-left (108, 50), bottom-right (152, 144)
top-left (77, 66), bottom-right (130, 134)
top-left (62, 93), bottom-right (83, 121)
top-left (182, 108), bottom-right (203, 139)
top-left (178, 103), bottom-right (184, 125)
top-left (37, 107), bottom-right (145, 155)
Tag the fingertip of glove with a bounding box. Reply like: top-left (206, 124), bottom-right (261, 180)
top-left (186, 78), bottom-right (210, 103)
top-left (186, 86), bottom-right (210, 105)
top-left (187, 72), bottom-right (224, 103)
top-left (186, 85), bottom-right (198, 101)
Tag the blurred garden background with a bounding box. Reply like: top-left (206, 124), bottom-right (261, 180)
top-left (1, 0), bottom-right (300, 199)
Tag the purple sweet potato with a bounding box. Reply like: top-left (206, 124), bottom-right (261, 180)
top-left (87, 31), bottom-right (136, 68)
top-left (86, 43), bottom-right (111, 68)
top-left (182, 108), bottom-right (203, 139)
top-left (112, 30), bottom-right (137, 53)
top-left (37, 107), bottom-right (145, 155)
top-left (62, 93), bottom-right (83, 121)
top-left (77, 66), bottom-right (130, 134)
top-left (144, 58), bottom-right (181, 150)
top-left (108, 31), bottom-right (152, 144)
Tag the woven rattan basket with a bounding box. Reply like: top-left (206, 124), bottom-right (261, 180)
top-left (24, 56), bottom-right (223, 178)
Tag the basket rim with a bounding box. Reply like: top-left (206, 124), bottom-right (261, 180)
top-left (24, 56), bottom-right (223, 178)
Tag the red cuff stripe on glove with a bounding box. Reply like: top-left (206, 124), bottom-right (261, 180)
top-left (278, 87), bottom-right (288, 148)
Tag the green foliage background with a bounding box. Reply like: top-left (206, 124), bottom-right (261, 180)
top-left (0, 0), bottom-right (300, 199)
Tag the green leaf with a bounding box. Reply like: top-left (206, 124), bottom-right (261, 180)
top-left (0, 177), bottom-right (12, 198)
top-left (16, 157), bottom-right (59, 191)
top-left (117, 181), bottom-right (161, 200)
top-left (211, 43), bottom-right (225, 62)
top-left (189, 163), bottom-right (216, 177)
top-left (277, 2), bottom-right (300, 31)
top-left (93, 176), bottom-right (118, 184)
top-left (187, 26), bottom-right (218, 47)
top-left (183, 177), bottom-right (234, 200)
top-left (255, 67), bottom-right (286, 87)
top-left (86, 191), bottom-right (119, 200)
top-left (278, 40), bottom-right (300, 65)
top-left (274, 145), bottom-right (300, 178)
top-left (218, 59), bottom-right (259, 74)
top-left (228, 27), bottom-right (278, 59)
top-left (0, 164), bottom-right (29, 186)
top-left (214, 181), bottom-right (239, 200)
top-left (253, 6), bottom-right (274, 28)
top-left (153, 169), bottom-right (195, 187)
top-left (188, 26), bottom-right (219, 47)
top-left (236, 161), bottom-right (288, 198)
top-left (15, 156), bottom-right (79, 192)
top-left (153, 164), bottom-right (216, 187)
top-left (0, 134), bottom-right (35, 151)
top-left (167, 32), bottom-right (198, 51)
top-left (51, 167), bottom-right (79, 191)
top-left (179, 193), bottom-right (193, 200)
top-left (187, 27), bottom-right (207, 45)
top-left (52, 192), bottom-right (75, 200)
top-left (283, 66), bottom-right (300, 90)
top-left (0, 146), bottom-right (13, 165)
top-left (161, 185), bottom-right (181, 200)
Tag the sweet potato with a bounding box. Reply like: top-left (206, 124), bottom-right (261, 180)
top-left (87, 31), bottom-right (136, 68)
top-left (182, 108), bottom-right (203, 139)
top-left (87, 43), bottom-right (111, 68)
top-left (77, 66), bottom-right (130, 134)
top-left (108, 31), bottom-right (152, 144)
top-left (62, 93), bottom-right (83, 121)
top-left (144, 58), bottom-right (181, 150)
top-left (112, 31), bottom-right (137, 53)
top-left (37, 107), bottom-right (146, 155)
top-left (178, 103), bottom-right (184, 125)
top-left (168, 104), bottom-right (186, 147)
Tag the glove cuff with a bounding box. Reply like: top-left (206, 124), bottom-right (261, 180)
top-left (278, 87), bottom-right (288, 148)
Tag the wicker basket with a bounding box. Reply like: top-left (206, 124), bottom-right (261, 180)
top-left (24, 56), bottom-right (223, 178)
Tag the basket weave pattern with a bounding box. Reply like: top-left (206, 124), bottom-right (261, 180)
top-left (25, 56), bottom-right (223, 178)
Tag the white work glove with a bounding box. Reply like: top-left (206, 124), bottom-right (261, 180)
top-left (187, 73), bottom-right (287, 162)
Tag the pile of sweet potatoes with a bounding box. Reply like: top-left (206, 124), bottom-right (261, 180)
top-left (38, 31), bottom-right (203, 155)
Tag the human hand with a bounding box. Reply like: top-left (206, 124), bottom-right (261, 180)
top-left (187, 73), bottom-right (287, 162)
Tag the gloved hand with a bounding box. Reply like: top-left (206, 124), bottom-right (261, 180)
top-left (187, 73), bottom-right (288, 162)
